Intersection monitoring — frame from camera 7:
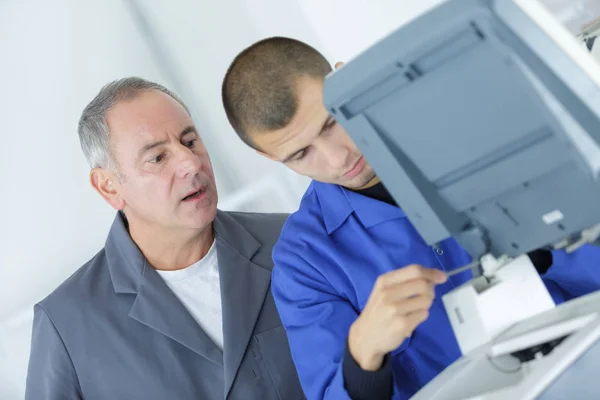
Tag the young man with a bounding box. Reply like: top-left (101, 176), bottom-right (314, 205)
top-left (221, 37), bottom-right (600, 399)
top-left (25, 77), bottom-right (304, 400)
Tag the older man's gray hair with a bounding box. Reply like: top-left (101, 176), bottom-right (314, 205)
top-left (78, 77), bottom-right (190, 172)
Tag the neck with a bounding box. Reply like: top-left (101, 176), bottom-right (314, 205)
top-left (353, 175), bottom-right (380, 190)
top-left (128, 218), bottom-right (215, 271)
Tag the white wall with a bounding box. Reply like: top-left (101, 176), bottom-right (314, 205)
top-left (541, 0), bottom-right (600, 34)
top-left (296, 0), bottom-right (445, 62)
top-left (0, 323), bottom-right (31, 400)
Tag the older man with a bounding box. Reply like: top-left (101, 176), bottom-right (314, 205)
top-left (25, 77), bottom-right (304, 400)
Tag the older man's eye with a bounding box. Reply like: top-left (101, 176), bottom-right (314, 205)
top-left (150, 154), bottom-right (165, 163)
top-left (184, 139), bottom-right (196, 148)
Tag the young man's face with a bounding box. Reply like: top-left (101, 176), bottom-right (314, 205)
top-left (250, 77), bottom-right (376, 189)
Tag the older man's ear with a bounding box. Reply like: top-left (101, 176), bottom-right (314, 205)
top-left (90, 168), bottom-right (125, 211)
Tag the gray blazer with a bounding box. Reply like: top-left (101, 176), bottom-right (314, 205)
top-left (25, 210), bottom-right (305, 400)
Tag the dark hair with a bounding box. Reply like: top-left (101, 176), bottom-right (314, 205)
top-left (222, 37), bottom-right (332, 149)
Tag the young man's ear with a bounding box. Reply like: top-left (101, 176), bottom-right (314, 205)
top-left (334, 61), bottom-right (345, 69)
top-left (90, 168), bottom-right (126, 210)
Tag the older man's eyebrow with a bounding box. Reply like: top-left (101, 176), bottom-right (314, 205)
top-left (138, 140), bottom-right (166, 160)
top-left (179, 126), bottom-right (197, 139)
top-left (137, 126), bottom-right (197, 161)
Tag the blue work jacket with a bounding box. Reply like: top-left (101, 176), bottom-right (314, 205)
top-left (272, 180), bottom-right (600, 400)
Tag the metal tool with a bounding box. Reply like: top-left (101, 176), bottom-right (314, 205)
top-left (446, 260), bottom-right (481, 277)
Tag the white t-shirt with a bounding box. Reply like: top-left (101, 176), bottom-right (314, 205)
top-left (156, 240), bottom-right (223, 349)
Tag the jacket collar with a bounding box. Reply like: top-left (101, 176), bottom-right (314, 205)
top-left (105, 211), bottom-right (144, 294)
top-left (104, 210), bottom-right (261, 294)
top-left (313, 181), bottom-right (407, 235)
top-left (104, 210), bottom-right (270, 395)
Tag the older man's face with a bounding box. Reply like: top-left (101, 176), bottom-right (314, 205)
top-left (105, 90), bottom-right (218, 232)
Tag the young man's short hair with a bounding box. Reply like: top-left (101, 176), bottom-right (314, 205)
top-left (222, 37), bottom-right (331, 149)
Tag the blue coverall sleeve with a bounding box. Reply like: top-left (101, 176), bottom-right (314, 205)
top-left (544, 244), bottom-right (600, 302)
top-left (25, 305), bottom-right (82, 400)
top-left (271, 250), bottom-right (400, 400)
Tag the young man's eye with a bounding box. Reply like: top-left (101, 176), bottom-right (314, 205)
top-left (294, 149), bottom-right (308, 161)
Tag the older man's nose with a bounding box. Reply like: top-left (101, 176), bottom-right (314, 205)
top-left (175, 148), bottom-right (203, 179)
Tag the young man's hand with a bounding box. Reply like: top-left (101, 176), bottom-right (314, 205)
top-left (348, 265), bottom-right (447, 371)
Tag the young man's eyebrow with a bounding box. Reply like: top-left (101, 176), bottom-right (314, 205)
top-left (281, 117), bottom-right (332, 163)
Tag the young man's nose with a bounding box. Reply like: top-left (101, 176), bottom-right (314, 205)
top-left (320, 142), bottom-right (348, 170)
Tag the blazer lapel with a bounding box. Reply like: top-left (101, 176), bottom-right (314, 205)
top-left (105, 212), bottom-right (223, 367)
top-left (128, 263), bottom-right (224, 367)
top-left (105, 210), bottom-right (272, 394)
top-left (214, 211), bottom-right (272, 398)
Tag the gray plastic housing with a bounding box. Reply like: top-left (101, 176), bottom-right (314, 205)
top-left (323, 0), bottom-right (600, 259)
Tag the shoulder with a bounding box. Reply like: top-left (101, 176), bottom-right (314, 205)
top-left (224, 210), bottom-right (290, 230)
top-left (37, 249), bottom-right (111, 319)
top-left (219, 210), bottom-right (290, 247)
top-left (276, 181), bottom-right (333, 251)
top-left (271, 184), bottom-right (343, 300)
top-left (272, 182), bottom-right (333, 273)
top-left (280, 182), bottom-right (325, 234)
